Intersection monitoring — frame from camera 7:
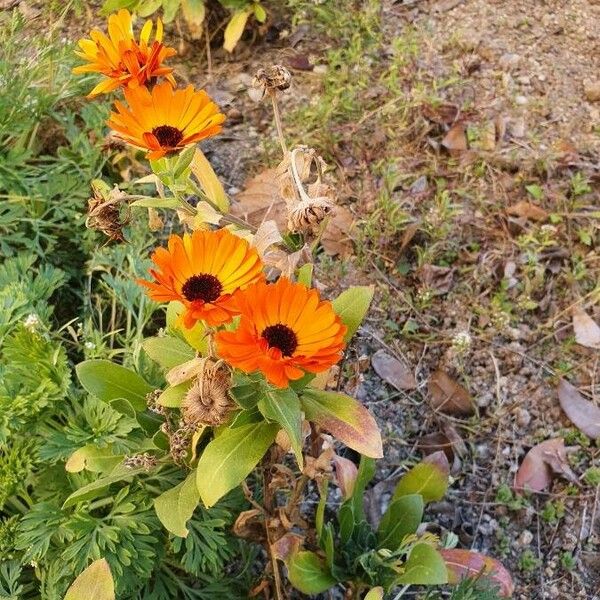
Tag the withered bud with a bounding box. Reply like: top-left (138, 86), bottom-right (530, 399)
top-left (169, 426), bottom-right (193, 464)
top-left (288, 196), bottom-right (334, 233)
top-left (123, 453), bottom-right (157, 470)
top-left (181, 361), bottom-right (234, 427)
top-left (86, 180), bottom-right (129, 243)
top-left (250, 65), bottom-right (292, 101)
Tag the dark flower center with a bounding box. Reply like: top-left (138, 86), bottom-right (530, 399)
top-left (262, 323), bottom-right (298, 357)
top-left (152, 125), bottom-right (184, 148)
top-left (182, 274), bottom-right (223, 303)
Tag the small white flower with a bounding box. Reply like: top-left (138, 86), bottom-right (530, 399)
top-left (84, 341), bottom-right (96, 350)
top-left (23, 313), bottom-right (40, 331)
top-left (452, 331), bottom-right (472, 352)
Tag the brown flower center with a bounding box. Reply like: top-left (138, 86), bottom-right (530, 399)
top-left (262, 323), bottom-right (298, 357)
top-left (182, 274), bottom-right (223, 303)
top-left (152, 125), bottom-right (183, 148)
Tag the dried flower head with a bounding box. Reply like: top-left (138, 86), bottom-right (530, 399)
top-left (288, 196), bottom-right (334, 233)
top-left (250, 65), bottom-right (292, 100)
top-left (182, 360), bottom-right (234, 427)
top-left (123, 453), bottom-right (157, 470)
top-left (86, 181), bottom-right (129, 242)
top-left (146, 389), bottom-right (166, 415)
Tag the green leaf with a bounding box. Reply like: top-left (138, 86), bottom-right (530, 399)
top-left (65, 445), bottom-right (123, 474)
top-left (143, 336), bottom-right (196, 370)
top-left (331, 285), bottom-right (374, 342)
top-left (338, 503), bottom-right (355, 545)
top-left (377, 494), bottom-right (423, 550)
top-left (154, 470), bottom-right (199, 537)
top-left (196, 421), bottom-right (278, 506)
top-left (393, 457), bottom-right (449, 504)
top-left (101, 0), bottom-right (139, 15)
top-left (301, 389), bottom-right (383, 458)
top-left (173, 145), bottom-right (197, 178)
top-left (110, 398), bottom-right (136, 418)
top-left (223, 9), bottom-right (251, 52)
top-left (296, 263), bottom-right (313, 286)
top-left (162, 0), bottom-right (181, 22)
top-left (253, 2), bottom-right (267, 23)
top-left (190, 149), bottom-right (229, 212)
top-left (258, 386), bottom-right (303, 467)
top-left (157, 382), bottom-right (191, 408)
top-left (64, 558), bottom-right (115, 600)
top-left (76, 360), bottom-right (152, 411)
top-left (62, 464), bottom-right (147, 509)
top-left (167, 301), bottom-right (209, 354)
top-left (131, 197), bottom-right (180, 209)
top-left (397, 543), bottom-right (448, 585)
top-left (349, 455), bottom-right (376, 521)
top-left (230, 372), bottom-right (263, 410)
top-left (364, 588), bottom-right (384, 600)
top-left (287, 551), bottom-right (337, 595)
top-left (137, 0), bottom-right (163, 17)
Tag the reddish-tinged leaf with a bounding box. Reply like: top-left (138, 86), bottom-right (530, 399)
top-left (440, 549), bottom-right (514, 597)
top-left (507, 201), bottom-right (549, 222)
top-left (572, 306), bottom-right (600, 349)
top-left (371, 349), bottom-right (417, 391)
top-left (514, 438), bottom-right (578, 492)
top-left (428, 370), bottom-right (474, 416)
top-left (332, 455), bottom-right (358, 500)
top-left (287, 53), bottom-right (314, 71)
top-left (422, 102), bottom-right (459, 125)
top-left (302, 389), bottom-right (383, 458)
top-left (271, 532), bottom-right (303, 562)
top-left (558, 379), bottom-right (600, 439)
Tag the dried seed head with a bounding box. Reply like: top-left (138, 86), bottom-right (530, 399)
top-left (169, 427), bottom-right (191, 464)
top-left (123, 453), bottom-right (157, 470)
top-left (251, 65), bottom-right (292, 100)
top-left (101, 131), bottom-right (127, 152)
top-left (181, 361), bottom-right (234, 427)
top-left (146, 389), bottom-right (167, 415)
top-left (86, 181), bottom-right (129, 243)
top-left (288, 196), bottom-right (334, 233)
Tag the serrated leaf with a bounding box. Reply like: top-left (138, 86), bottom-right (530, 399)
top-left (287, 551), bottom-right (337, 595)
top-left (377, 494), bottom-right (423, 550)
top-left (223, 9), bottom-right (251, 52)
top-left (196, 421), bottom-right (278, 506)
top-left (393, 453), bottom-right (449, 504)
top-left (258, 386), bottom-right (303, 467)
top-left (331, 286), bottom-right (374, 342)
top-left (64, 558), bottom-right (115, 600)
top-left (301, 389), bottom-right (382, 458)
top-left (76, 360), bottom-right (152, 411)
top-left (397, 543), bottom-right (447, 584)
top-left (154, 471), bottom-right (199, 537)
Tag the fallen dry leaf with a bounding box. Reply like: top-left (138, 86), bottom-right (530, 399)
top-left (421, 102), bottom-right (459, 125)
top-left (371, 349), bottom-right (417, 391)
top-left (252, 219), bottom-right (283, 257)
top-left (514, 438), bottom-right (578, 492)
top-left (558, 379), bottom-right (600, 439)
top-left (428, 370), bottom-right (474, 416)
top-left (417, 424), bottom-right (466, 474)
top-left (232, 169), bottom-right (287, 229)
top-left (441, 122), bottom-right (468, 155)
top-left (332, 455), bottom-right (358, 500)
top-left (418, 264), bottom-right (455, 295)
top-left (506, 200), bottom-right (549, 222)
top-left (287, 53), bottom-right (313, 71)
top-left (320, 204), bottom-right (355, 257)
top-left (572, 306), bottom-right (600, 349)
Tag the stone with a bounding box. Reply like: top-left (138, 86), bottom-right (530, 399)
top-left (584, 80), bottom-right (600, 102)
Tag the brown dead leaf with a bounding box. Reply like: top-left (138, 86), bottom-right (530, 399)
top-left (332, 455), bottom-right (358, 500)
top-left (572, 306), bottom-right (600, 349)
top-left (417, 424), bottom-right (466, 475)
top-left (233, 509), bottom-right (265, 541)
top-left (558, 379), bottom-right (600, 439)
top-left (418, 264), bottom-right (455, 295)
top-left (252, 220), bottom-right (283, 257)
top-left (441, 122), bottom-right (468, 155)
top-left (399, 222), bottom-right (420, 252)
top-left (428, 370), bottom-right (474, 416)
top-left (232, 169), bottom-right (287, 229)
top-left (271, 532), bottom-right (303, 562)
top-left (287, 53), bottom-right (314, 71)
top-left (371, 349), bottom-right (417, 390)
top-left (421, 103), bottom-right (460, 125)
top-left (506, 200), bottom-right (549, 222)
top-left (514, 438), bottom-right (578, 492)
top-left (320, 205), bottom-right (355, 257)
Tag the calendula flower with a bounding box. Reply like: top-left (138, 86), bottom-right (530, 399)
top-left (139, 229), bottom-right (264, 328)
top-left (107, 81), bottom-right (225, 159)
top-left (215, 278), bottom-right (347, 388)
top-left (73, 9), bottom-right (176, 97)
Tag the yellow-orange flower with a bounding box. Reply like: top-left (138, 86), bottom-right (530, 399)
top-left (215, 278), bottom-right (347, 388)
top-left (139, 229), bottom-right (264, 328)
top-left (107, 81), bottom-right (225, 160)
top-left (73, 9), bottom-right (176, 97)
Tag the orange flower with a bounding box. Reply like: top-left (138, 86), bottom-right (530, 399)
top-left (215, 278), bottom-right (347, 388)
top-left (107, 81), bottom-right (225, 160)
top-left (139, 229), bottom-right (264, 328)
top-left (73, 9), bottom-right (176, 97)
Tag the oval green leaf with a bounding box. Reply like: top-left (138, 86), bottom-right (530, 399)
top-left (331, 285), bottom-right (374, 342)
top-left (154, 470), bottom-right (199, 537)
top-left (377, 494), bottom-right (423, 550)
top-left (397, 543), bottom-right (448, 585)
top-left (393, 452), bottom-right (449, 504)
top-left (287, 551), bottom-right (337, 595)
